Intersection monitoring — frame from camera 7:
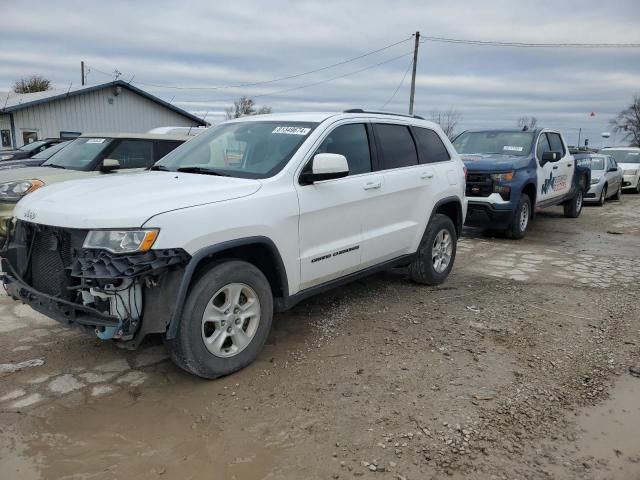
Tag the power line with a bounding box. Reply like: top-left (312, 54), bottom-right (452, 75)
top-left (252, 51), bottom-right (413, 99)
top-left (380, 58), bottom-right (413, 110)
top-left (420, 35), bottom-right (640, 48)
top-left (87, 36), bottom-right (413, 91)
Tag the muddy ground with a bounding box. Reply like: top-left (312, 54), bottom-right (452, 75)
top-left (1, 196), bottom-right (639, 480)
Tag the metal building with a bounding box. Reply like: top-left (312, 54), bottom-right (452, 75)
top-left (0, 80), bottom-right (207, 150)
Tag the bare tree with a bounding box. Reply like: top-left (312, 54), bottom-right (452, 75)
top-left (517, 116), bottom-right (537, 130)
top-left (225, 96), bottom-right (272, 120)
top-left (429, 109), bottom-right (462, 139)
top-left (610, 95), bottom-right (640, 147)
top-left (13, 75), bottom-right (52, 94)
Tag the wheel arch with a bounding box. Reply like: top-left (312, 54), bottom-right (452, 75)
top-left (166, 236), bottom-right (288, 339)
top-left (522, 183), bottom-right (537, 218)
top-left (430, 197), bottom-right (463, 236)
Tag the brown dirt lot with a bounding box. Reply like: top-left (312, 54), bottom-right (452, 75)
top-left (1, 196), bottom-right (639, 480)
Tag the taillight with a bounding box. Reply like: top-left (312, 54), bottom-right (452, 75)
top-left (463, 166), bottom-right (468, 177)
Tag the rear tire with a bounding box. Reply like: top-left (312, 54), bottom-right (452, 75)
top-left (507, 193), bottom-right (531, 239)
top-left (563, 190), bottom-right (583, 218)
top-left (597, 185), bottom-right (607, 206)
top-left (166, 260), bottom-right (273, 379)
top-left (409, 214), bottom-right (457, 285)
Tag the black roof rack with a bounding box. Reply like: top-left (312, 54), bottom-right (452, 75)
top-left (343, 108), bottom-right (425, 120)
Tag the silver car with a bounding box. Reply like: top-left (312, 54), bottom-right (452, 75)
top-left (581, 154), bottom-right (624, 205)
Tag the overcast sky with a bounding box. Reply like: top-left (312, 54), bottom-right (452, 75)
top-left (3, 0), bottom-right (639, 147)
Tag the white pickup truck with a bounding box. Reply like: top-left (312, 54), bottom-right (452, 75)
top-left (2, 110), bottom-right (466, 378)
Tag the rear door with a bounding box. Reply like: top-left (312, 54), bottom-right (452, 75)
top-left (296, 121), bottom-right (381, 289)
top-left (360, 122), bottom-right (432, 267)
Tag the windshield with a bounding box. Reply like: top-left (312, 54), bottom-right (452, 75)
top-left (43, 137), bottom-right (113, 170)
top-left (31, 141), bottom-right (70, 160)
top-left (155, 121), bottom-right (318, 178)
top-left (453, 131), bottom-right (534, 157)
top-left (18, 140), bottom-right (46, 152)
top-left (603, 149), bottom-right (640, 164)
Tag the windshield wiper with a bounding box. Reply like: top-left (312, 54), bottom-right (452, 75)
top-left (46, 164), bottom-right (67, 169)
top-left (150, 165), bottom-right (171, 171)
top-left (176, 166), bottom-right (230, 176)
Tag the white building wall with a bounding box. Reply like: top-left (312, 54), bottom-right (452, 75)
top-left (11, 87), bottom-right (199, 148)
top-left (0, 114), bottom-right (11, 149)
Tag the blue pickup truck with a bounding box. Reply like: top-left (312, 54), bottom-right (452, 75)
top-left (453, 128), bottom-right (590, 239)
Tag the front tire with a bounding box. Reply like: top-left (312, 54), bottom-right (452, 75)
top-left (597, 185), bottom-right (607, 206)
top-left (409, 214), bottom-right (457, 285)
top-left (612, 183), bottom-right (622, 200)
top-left (166, 260), bottom-right (273, 379)
top-left (507, 193), bottom-right (531, 239)
top-left (563, 190), bottom-right (583, 218)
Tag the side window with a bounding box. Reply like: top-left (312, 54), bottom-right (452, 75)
top-left (108, 140), bottom-right (154, 169)
top-left (413, 127), bottom-right (451, 164)
top-left (536, 134), bottom-right (552, 162)
top-left (547, 133), bottom-right (565, 155)
top-left (156, 141), bottom-right (183, 160)
top-left (374, 123), bottom-right (418, 170)
top-left (315, 123), bottom-right (371, 175)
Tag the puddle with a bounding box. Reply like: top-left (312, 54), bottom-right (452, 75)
top-left (575, 374), bottom-right (640, 478)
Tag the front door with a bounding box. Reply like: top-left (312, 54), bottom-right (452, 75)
top-left (296, 122), bottom-right (381, 290)
top-left (536, 132), bottom-right (569, 203)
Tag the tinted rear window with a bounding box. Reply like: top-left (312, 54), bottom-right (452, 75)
top-left (374, 124), bottom-right (418, 170)
top-left (413, 127), bottom-right (450, 163)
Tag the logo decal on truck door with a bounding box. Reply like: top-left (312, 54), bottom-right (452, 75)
top-left (541, 172), bottom-right (567, 195)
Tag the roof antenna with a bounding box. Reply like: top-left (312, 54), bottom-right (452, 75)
top-left (66, 82), bottom-right (73, 95)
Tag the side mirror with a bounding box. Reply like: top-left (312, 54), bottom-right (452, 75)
top-left (300, 153), bottom-right (349, 185)
top-left (101, 158), bottom-right (121, 172)
top-left (540, 151), bottom-right (562, 165)
top-left (608, 166), bottom-right (617, 172)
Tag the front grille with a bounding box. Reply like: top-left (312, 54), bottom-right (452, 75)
top-left (30, 229), bottom-right (74, 298)
top-left (466, 172), bottom-right (493, 197)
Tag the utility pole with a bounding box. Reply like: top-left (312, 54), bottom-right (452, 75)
top-left (408, 31), bottom-right (420, 116)
top-left (81, 61), bottom-right (85, 86)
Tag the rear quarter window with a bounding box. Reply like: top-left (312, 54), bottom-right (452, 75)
top-left (156, 140), bottom-right (184, 160)
top-left (413, 127), bottom-right (451, 164)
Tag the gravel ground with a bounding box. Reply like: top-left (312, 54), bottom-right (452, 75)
top-left (0, 196), bottom-right (639, 480)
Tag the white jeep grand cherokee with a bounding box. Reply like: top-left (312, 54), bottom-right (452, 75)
top-left (2, 110), bottom-right (466, 378)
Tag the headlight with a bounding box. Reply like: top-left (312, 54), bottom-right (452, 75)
top-left (591, 177), bottom-right (600, 184)
top-left (0, 154), bottom-right (15, 161)
top-left (491, 171), bottom-right (515, 182)
top-left (0, 179), bottom-right (45, 201)
top-left (83, 229), bottom-right (159, 254)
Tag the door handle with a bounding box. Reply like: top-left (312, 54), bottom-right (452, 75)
top-left (363, 181), bottom-right (381, 190)
top-left (420, 170), bottom-right (434, 179)
top-left (553, 166), bottom-right (559, 170)
top-left (567, 164), bottom-right (572, 167)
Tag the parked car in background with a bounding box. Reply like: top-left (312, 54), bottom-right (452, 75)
top-left (453, 128), bottom-right (590, 239)
top-left (601, 147), bottom-right (640, 193)
top-left (148, 126), bottom-right (209, 136)
top-left (1, 110), bottom-right (466, 378)
top-left (0, 133), bottom-right (189, 239)
top-left (576, 153), bottom-right (623, 205)
top-left (0, 140), bottom-right (71, 170)
top-left (0, 138), bottom-right (67, 161)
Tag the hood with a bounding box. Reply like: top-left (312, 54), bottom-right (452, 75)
top-left (0, 159), bottom-right (46, 170)
top-left (0, 150), bottom-right (29, 160)
top-left (461, 154), bottom-right (532, 172)
top-left (14, 170), bottom-right (262, 229)
top-left (618, 163), bottom-right (640, 170)
top-left (0, 166), bottom-right (93, 184)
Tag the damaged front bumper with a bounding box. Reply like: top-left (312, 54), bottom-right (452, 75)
top-left (1, 220), bottom-right (190, 347)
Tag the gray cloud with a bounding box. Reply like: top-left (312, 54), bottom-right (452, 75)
top-left (2, 0), bottom-right (639, 147)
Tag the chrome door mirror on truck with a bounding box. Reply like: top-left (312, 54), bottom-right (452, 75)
top-left (299, 153), bottom-right (349, 185)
